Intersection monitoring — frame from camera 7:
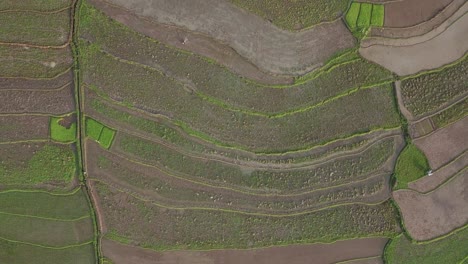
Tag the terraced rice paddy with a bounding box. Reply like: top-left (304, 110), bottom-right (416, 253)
top-left (2, 0), bottom-right (467, 262)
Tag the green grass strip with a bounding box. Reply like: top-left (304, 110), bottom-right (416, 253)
top-left (50, 114), bottom-right (77, 143)
top-left (98, 127), bottom-right (116, 149)
top-left (345, 2), bottom-right (360, 29)
top-left (394, 144), bottom-right (430, 189)
top-left (357, 3), bottom-right (372, 28)
top-left (85, 117), bottom-right (116, 149)
top-left (371, 4), bottom-right (384, 27)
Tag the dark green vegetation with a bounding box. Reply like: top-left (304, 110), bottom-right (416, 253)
top-left (85, 117), bottom-right (115, 149)
top-left (229, 0), bottom-right (349, 30)
top-left (50, 114), bottom-right (77, 143)
top-left (401, 57), bottom-right (468, 118)
top-left (0, 143), bottom-right (76, 187)
top-left (394, 144), bottom-right (430, 189)
top-left (97, 182), bottom-right (399, 250)
top-left (0, 10), bottom-right (70, 46)
top-left (432, 98), bottom-right (468, 128)
top-left (346, 2), bottom-right (385, 32)
top-left (385, 226), bottom-right (468, 264)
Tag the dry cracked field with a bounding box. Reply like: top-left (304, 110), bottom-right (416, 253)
top-left (0, 0), bottom-right (467, 263)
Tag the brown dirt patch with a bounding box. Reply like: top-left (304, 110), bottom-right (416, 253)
top-left (384, 0), bottom-right (454, 28)
top-left (359, 11), bottom-right (468, 76)
top-left (414, 117), bottom-right (468, 169)
top-left (393, 171), bottom-right (468, 241)
top-left (409, 119), bottom-right (434, 138)
top-left (102, 237), bottom-right (388, 264)
top-left (0, 70), bottom-right (73, 90)
top-left (0, 83), bottom-right (75, 114)
top-left (96, 0), bottom-right (355, 75)
top-left (409, 153), bottom-right (467, 192)
top-left (0, 115), bottom-right (49, 142)
top-left (371, 0), bottom-right (466, 38)
top-left (87, 0), bottom-right (292, 85)
top-left (58, 113), bottom-right (76, 129)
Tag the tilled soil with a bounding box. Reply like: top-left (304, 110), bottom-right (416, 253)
top-left (0, 115), bottom-right (49, 142)
top-left (371, 0), bottom-right (466, 38)
top-left (414, 117), bottom-right (468, 169)
top-left (0, 70), bottom-right (73, 90)
top-left (359, 11), bottom-right (468, 76)
top-left (0, 83), bottom-right (75, 114)
top-left (384, 0), bottom-right (454, 27)
top-left (101, 237), bottom-right (388, 264)
top-left (96, 0), bottom-right (356, 75)
top-left (394, 170), bottom-right (468, 241)
top-left (87, 0), bottom-right (293, 85)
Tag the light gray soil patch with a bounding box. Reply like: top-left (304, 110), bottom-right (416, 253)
top-left (102, 237), bottom-right (388, 264)
top-left (359, 11), bottom-right (468, 76)
top-left (414, 117), bottom-right (468, 169)
top-left (393, 171), bottom-right (468, 241)
top-left (101, 0), bottom-right (356, 75)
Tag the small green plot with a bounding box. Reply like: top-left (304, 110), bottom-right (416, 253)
top-left (85, 117), bottom-right (116, 149)
top-left (85, 118), bottom-right (104, 141)
top-left (371, 4), bottom-right (385, 27)
top-left (50, 114), bottom-right (77, 143)
top-left (357, 3), bottom-right (372, 28)
top-left (394, 144), bottom-right (431, 189)
top-left (345, 2), bottom-right (361, 29)
top-left (98, 127), bottom-right (116, 149)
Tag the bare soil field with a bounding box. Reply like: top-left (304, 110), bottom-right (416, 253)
top-left (409, 119), bottom-right (434, 138)
top-left (414, 117), bottom-right (468, 169)
top-left (384, 0), bottom-right (453, 27)
top-left (370, 0), bottom-right (466, 39)
top-left (359, 11), bottom-right (468, 76)
top-left (87, 0), bottom-right (293, 85)
top-left (409, 153), bottom-right (467, 192)
top-left (95, 0), bottom-right (356, 75)
top-left (0, 83), bottom-right (75, 114)
top-left (393, 170), bottom-right (468, 241)
top-left (102, 237), bottom-right (388, 264)
top-left (0, 69), bottom-right (72, 90)
top-left (0, 115), bottom-right (49, 142)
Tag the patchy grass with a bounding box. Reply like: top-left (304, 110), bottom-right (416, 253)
top-left (229, 0), bottom-right (349, 30)
top-left (432, 98), bottom-right (468, 128)
top-left (0, 240), bottom-right (96, 264)
top-left (50, 114), bottom-right (77, 143)
top-left (394, 144), bottom-right (430, 189)
top-left (385, 227), bottom-right (468, 264)
top-left (0, 214), bottom-right (94, 247)
top-left (0, 143), bottom-right (76, 187)
top-left (97, 182), bottom-right (400, 250)
top-left (0, 189), bottom-right (90, 219)
top-left (0, 10), bottom-right (70, 46)
top-left (0, 0), bottom-right (71, 11)
top-left (401, 58), bottom-right (468, 118)
top-left (117, 132), bottom-right (395, 192)
top-left (85, 117), bottom-right (115, 149)
top-left (0, 45), bottom-right (72, 78)
top-left (371, 5), bottom-right (385, 27)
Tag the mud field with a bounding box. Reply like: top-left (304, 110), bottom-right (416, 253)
top-left (384, 0), bottom-right (454, 27)
top-left (102, 237), bottom-right (388, 264)
top-left (414, 117), bottom-right (468, 169)
top-left (394, 171), bottom-right (468, 240)
top-left (0, 115), bottom-right (49, 142)
top-left (97, 0), bottom-right (355, 75)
